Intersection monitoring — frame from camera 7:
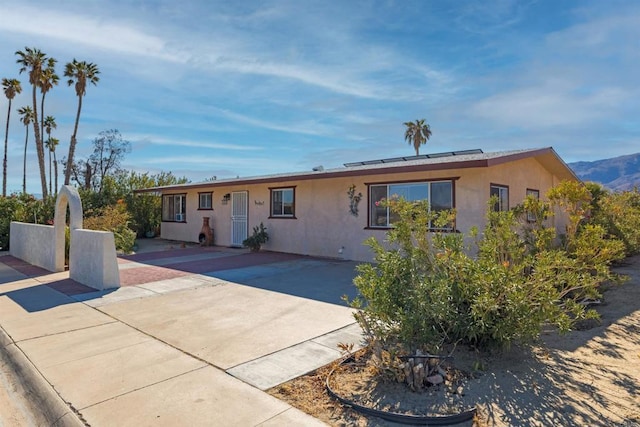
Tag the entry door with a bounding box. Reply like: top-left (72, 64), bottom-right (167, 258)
top-left (231, 191), bottom-right (248, 247)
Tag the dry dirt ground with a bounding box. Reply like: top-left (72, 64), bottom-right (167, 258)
top-left (269, 255), bottom-right (640, 426)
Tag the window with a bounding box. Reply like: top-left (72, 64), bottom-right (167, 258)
top-left (198, 192), bottom-right (212, 210)
top-left (490, 184), bottom-right (509, 212)
top-left (369, 180), bottom-right (454, 228)
top-left (526, 188), bottom-right (540, 222)
top-left (270, 187), bottom-right (295, 217)
top-left (162, 194), bottom-right (186, 222)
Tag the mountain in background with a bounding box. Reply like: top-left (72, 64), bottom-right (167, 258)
top-left (569, 152), bottom-right (640, 191)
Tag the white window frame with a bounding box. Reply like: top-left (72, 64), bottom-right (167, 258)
top-left (198, 192), bottom-right (213, 210)
top-left (270, 187), bottom-right (296, 218)
top-left (490, 184), bottom-right (509, 212)
top-left (162, 194), bottom-right (186, 222)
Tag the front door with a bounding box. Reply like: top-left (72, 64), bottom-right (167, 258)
top-left (231, 191), bottom-right (248, 247)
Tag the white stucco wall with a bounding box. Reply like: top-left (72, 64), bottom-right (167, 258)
top-left (69, 229), bottom-right (120, 290)
top-left (9, 222), bottom-right (58, 271)
top-left (159, 157), bottom-right (573, 262)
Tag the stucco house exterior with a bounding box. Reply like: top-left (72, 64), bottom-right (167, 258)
top-left (137, 147), bottom-right (579, 262)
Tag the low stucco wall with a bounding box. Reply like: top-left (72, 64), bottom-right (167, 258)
top-left (69, 229), bottom-right (120, 290)
top-left (9, 222), bottom-right (60, 272)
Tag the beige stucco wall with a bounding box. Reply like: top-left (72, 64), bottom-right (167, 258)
top-left (160, 157), bottom-right (571, 262)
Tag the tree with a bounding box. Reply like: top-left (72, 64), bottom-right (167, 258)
top-left (2, 78), bottom-right (22, 197)
top-left (403, 119), bottom-right (432, 156)
top-left (16, 47), bottom-right (49, 199)
top-left (66, 129), bottom-right (131, 192)
top-left (47, 137), bottom-right (60, 195)
top-left (43, 116), bottom-right (57, 194)
top-left (39, 58), bottom-right (59, 168)
top-left (18, 106), bottom-right (34, 194)
top-left (88, 129), bottom-right (131, 192)
top-left (64, 59), bottom-right (100, 186)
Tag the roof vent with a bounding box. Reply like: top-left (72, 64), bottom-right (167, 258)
top-left (312, 165), bottom-right (324, 171)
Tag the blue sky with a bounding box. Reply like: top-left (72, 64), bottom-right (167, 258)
top-left (0, 0), bottom-right (638, 194)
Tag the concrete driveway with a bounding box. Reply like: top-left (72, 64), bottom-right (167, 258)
top-left (0, 241), bottom-right (364, 426)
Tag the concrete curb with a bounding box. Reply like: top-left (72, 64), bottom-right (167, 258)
top-left (0, 327), bottom-right (86, 427)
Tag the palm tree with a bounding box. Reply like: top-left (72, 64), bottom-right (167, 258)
top-left (47, 137), bottom-right (60, 195)
top-left (39, 58), bottom-right (59, 171)
top-left (16, 47), bottom-right (48, 198)
top-left (2, 78), bottom-right (22, 197)
top-left (18, 106), bottom-right (34, 194)
top-left (44, 116), bottom-right (57, 195)
top-left (64, 59), bottom-right (100, 185)
top-left (403, 119), bottom-right (432, 156)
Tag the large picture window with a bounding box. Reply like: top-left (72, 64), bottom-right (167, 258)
top-left (270, 187), bottom-right (295, 218)
top-left (369, 180), bottom-right (453, 228)
top-left (162, 194), bottom-right (186, 222)
top-left (490, 184), bottom-right (509, 212)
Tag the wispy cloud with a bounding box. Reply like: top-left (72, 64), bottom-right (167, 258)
top-left (128, 134), bottom-right (261, 151)
top-left (0, 5), bottom-right (187, 63)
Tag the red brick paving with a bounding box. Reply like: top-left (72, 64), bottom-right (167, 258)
top-left (162, 251), bottom-right (304, 275)
top-left (118, 265), bottom-right (190, 286)
top-left (120, 246), bottom-right (221, 263)
top-left (1, 248), bottom-right (309, 293)
top-left (0, 256), bottom-right (50, 278)
top-left (47, 279), bottom-right (96, 296)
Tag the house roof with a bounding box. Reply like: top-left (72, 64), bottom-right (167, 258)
top-left (135, 147), bottom-right (579, 193)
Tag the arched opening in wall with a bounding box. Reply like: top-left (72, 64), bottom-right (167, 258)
top-left (54, 186), bottom-right (83, 272)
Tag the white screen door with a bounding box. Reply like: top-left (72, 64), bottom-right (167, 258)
top-left (231, 191), bottom-right (248, 246)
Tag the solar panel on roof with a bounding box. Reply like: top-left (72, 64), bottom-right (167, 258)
top-left (344, 149), bottom-right (483, 167)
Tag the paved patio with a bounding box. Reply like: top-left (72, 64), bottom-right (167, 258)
top-left (0, 240), bottom-right (364, 426)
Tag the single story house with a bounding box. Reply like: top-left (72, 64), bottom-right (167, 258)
top-left (137, 147), bottom-right (579, 262)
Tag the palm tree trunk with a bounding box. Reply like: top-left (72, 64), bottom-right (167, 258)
top-left (23, 127), bottom-right (29, 194)
top-left (48, 144), bottom-right (52, 196)
top-left (41, 94), bottom-right (50, 196)
top-left (53, 150), bottom-right (58, 195)
top-left (2, 100), bottom-right (11, 197)
top-left (65, 94), bottom-right (83, 186)
top-left (31, 84), bottom-right (47, 198)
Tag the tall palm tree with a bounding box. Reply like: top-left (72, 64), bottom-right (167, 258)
top-left (2, 78), bottom-right (22, 197)
top-left (44, 116), bottom-right (57, 194)
top-left (18, 106), bottom-right (34, 194)
top-left (403, 119), bottom-right (432, 156)
top-left (39, 58), bottom-right (59, 174)
top-left (47, 137), bottom-right (60, 195)
top-left (64, 59), bottom-right (100, 185)
top-left (16, 47), bottom-right (48, 198)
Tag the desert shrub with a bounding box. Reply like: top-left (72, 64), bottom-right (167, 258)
top-left (243, 222), bottom-right (269, 251)
top-left (351, 184), bottom-right (624, 354)
top-left (0, 194), bottom-right (55, 251)
top-left (588, 185), bottom-right (640, 256)
top-left (83, 201), bottom-right (136, 253)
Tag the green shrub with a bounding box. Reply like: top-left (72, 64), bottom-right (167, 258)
top-left (351, 185), bottom-right (624, 355)
top-left (588, 184), bottom-right (640, 256)
top-left (242, 223), bottom-right (269, 252)
top-left (83, 201), bottom-right (136, 253)
top-left (0, 194), bottom-right (55, 251)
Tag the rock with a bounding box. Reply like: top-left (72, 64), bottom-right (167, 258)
top-left (456, 386), bottom-right (464, 395)
top-left (426, 374), bottom-right (444, 385)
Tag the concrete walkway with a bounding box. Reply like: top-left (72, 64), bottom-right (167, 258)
top-left (0, 240), bottom-right (364, 426)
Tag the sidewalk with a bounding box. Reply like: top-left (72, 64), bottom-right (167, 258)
top-left (0, 241), bottom-right (364, 426)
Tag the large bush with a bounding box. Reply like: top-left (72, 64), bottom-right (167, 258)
top-left (587, 183), bottom-right (640, 256)
top-left (83, 201), bottom-right (136, 253)
top-left (351, 182), bottom-right (625, 354)
top-left (0, 194), bottom-right (55, 251)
